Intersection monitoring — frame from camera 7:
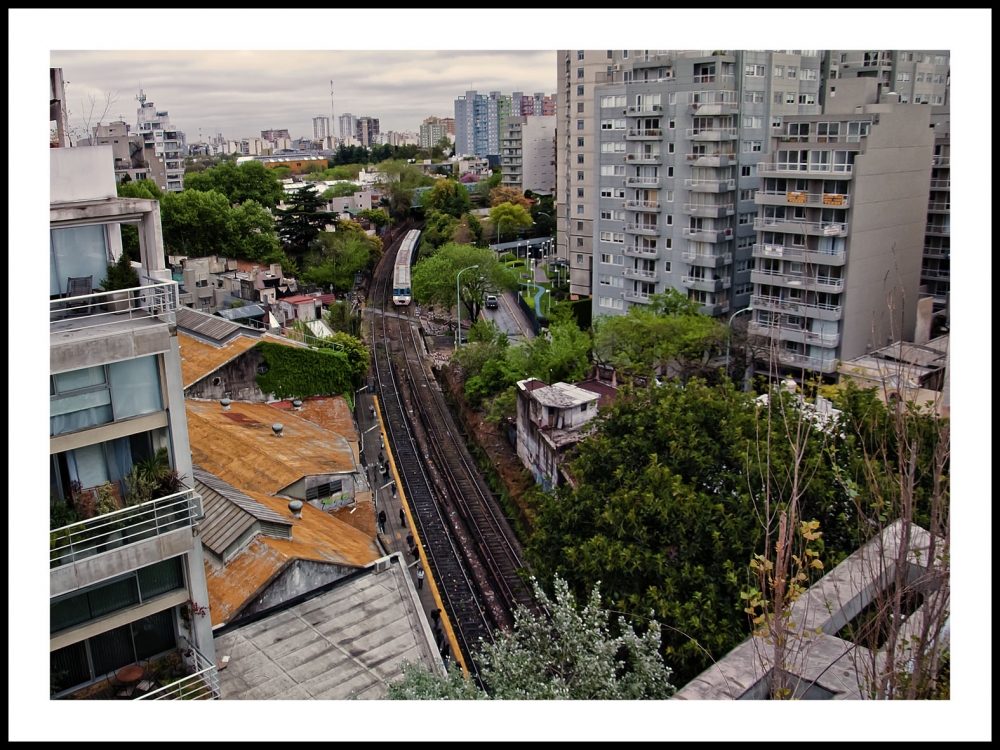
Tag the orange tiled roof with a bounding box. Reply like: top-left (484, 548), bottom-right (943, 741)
top-left (269, 397), bottom-right (357, 443)
top-left (186, 399), bottom-right (358, 496)
top-left (203, 486), bottom-right (380, 625)
top-left (177, 332), bottom-right (259, 389)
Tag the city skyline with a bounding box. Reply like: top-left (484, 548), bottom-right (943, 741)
top-left (50, 49), bottom-right (556, 143)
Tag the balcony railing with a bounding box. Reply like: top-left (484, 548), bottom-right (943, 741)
top-left (752, 243), bottom-right (846, 262)
top-left (683, 250), bottom-right (732, 267)
top-left (136, 646), bottom-right (219, 700)
top-left (926, 201), bottom-right (950, 212)
top-left (624, 223), bottom-right (660, 235)
top-left (624, 290), bottom-right (654, 303)
top-left (626, 104), bottom-right (664, 115)
top-left (756, 162), bottom-right (855, 176)
top-left (50, 274), bottom-right (180, 338)
top-left (625, 152), bottom-right (661, 163)
top-left (683, 202), bottom-right (734, 218)
top-left (686, 91), bottom-right (739, 106)
top-left (776, 351), bottom-right (838, 372)
top-left (756, 190), bottom-right (851, 208)
top-left (681, 226), bottom-right (733, 242)
top-left (626, 128), bottom-right (663, 138)
top-left (686, 127), bottom-right (738, 140)
top-left (624, 200), bottom-right (661, 211)
top-left (752, 269), bottom-right (844, 290)
top-left (922, 245), bottom-right (949, 257)
top-left (752, 295), bottom-right (842, 319)
top-left (931, 155), bottom-right (950, 166)
top-left (684, 178), bottom-right (736, 191)
top-left (685, 153), bottom-right (737, 166)
top-left (920, 268), bottom-right (950, 279)
top-left (924, 224), bottom-right (950, 236)
top-left (682, 275), bottom-right (729, 292)
top-left (753, 217), bottom-right (849, 236)
top-left (623, 267), bottom-right (658, 280)
top-left (50, 486), bottom-right (199, 568)
top-left (625, 176), bottom-right (662, 186)
top-left (749, 321), bottom-right (841, 347)
top-left (929, 179), bottom-right (950, 189)
top-left (624, 245), bottom-right (659, 258)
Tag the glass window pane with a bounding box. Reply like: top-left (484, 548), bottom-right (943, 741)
top-left (108, 356), bottom-right (162, 420)
top-left (89, 623), bottom-right (136, 676)
top-left (50, 641), bottom-right (91, 694)
top-left (132, 609), bottom-right (176, 660)
top-left (89, 576), bottom-right (140, 619)
top-left (50, 390), bottom-right (113, 436)
top-left (137, 558), bottom-right (185, 599)
top-left (70, 443), bottom-right (109, 488)
top-left (51, 592), bottom-right (93, 633)
top-left (50, 225), bottom-right (109, 298)
top-left (55, 366), bottom-right (106, 393)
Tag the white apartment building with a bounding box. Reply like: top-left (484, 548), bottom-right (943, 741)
top-left (49, 143), bottom-right (218, 699)
top-left (313, 116), bottom-right (331, 141)
top-left (501, 116), bottom-right (556, 195)
top-left (135, 90), bottom-right (184, 192)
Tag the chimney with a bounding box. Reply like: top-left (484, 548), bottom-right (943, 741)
top-left (288, 499), bottom-right (303, 520)
top-left (221, 398), bottom-right (231, 411)
top-left (292, 400), bottom-right (303, 411)
top-left (272, 423), bottom-right (284, 437)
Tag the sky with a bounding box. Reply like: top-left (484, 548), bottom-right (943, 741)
top-left (12, 6), bottom-right (993, 743)
top-left (49, 49), bottom-right (557, 143)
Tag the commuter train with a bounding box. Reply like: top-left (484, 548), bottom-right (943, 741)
top-left (392, 229), bottom-right (421, 306)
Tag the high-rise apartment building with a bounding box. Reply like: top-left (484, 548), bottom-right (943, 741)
top-left (419, 117), bottom-right (448, 149)
top-left (135, 90), bottom-right (184, 192)
top-left (514, 91), bottom-right (557, 116)
top-left (441, 117), bottom-right (455, 136)
top-left (49, 142), bottom-right (218, 699)
top-left (454, 90), bottom-right (512, 158)
top-left (312, 117), bottom-right (330, 142)
top-left (923, 108), bottom-right (949, 312)
top-left (501, 115), bottom-right (556, 195)
top-left (260, 128), bottom-right (291, 143)
top-left (338, 113), bottom-right (357, 141)
top-left (747, 98), bottom-right (933, 375)
top-left (355, 116), bottom-right (380, 148)
top-left (568, 50), bottom-right (821, 305)
top-left (821, 50), bottom-right (950, 107)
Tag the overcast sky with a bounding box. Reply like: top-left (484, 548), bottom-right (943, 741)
top-left (50, 49), bottom-right (556, 142)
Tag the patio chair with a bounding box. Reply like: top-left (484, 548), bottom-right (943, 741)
top-left (65, 276), bottom-right (94, 317)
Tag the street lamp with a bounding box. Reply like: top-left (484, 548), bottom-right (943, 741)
top-left (724, 306), bottom-right (754, 383)
top-left (456, 264), bottom-right (479, 348)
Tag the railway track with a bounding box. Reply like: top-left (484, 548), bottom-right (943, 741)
top-left (368, 222), bottom-right (537, 677)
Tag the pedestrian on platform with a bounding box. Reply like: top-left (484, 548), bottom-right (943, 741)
top-left (399, 507), bottom-right (406, 526)
top-left (377, 509), bottom-right (387, 534)
top-left (411, 545), bottom-right (421, 562)
top-left (430, 608), bottom-right (440, 625)
top-left (417, 567), bottom-right (425, 590)
top-left (406, 533), bottom-right (414, 548)
top-left (441, 642), bottom-right (449, 660)
top-left (378, 452), bottom-right (384, 465)
top-left (369, 404), bottom-right (375, 419)
top-left (434, 627), bottom-right (443, 647)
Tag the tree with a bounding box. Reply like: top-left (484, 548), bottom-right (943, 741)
top-left (228, 199), bottom-right (283, 263)
top-left (490, 185), bottom-right (531, 210)
top-left (182, 161), bottom-right (285, 209)
top-left (411, 243), bottom-right (515, 323)
top-left (274, 186), bottom-right (329, 255)
top-left (422, 178), bottom-right (472, 218)
top-left (386, 575), bottom-right (675, 699)
top-left (321, 183), bottom-right (361, 199)
top-left (357, 208), bottom-right (390, 232)
top-left (421, 211), bottom-right (459, 251)
top-left (382, 182), bottom-right (414, 221)
top-left (160, 189), bottom-right (234, 258)
top-left (488, 202), bottom-right (533, 243)
top-left (324, 300), bottom-right (361, 338)
top-left (301, 233), bottom-right (371, 291)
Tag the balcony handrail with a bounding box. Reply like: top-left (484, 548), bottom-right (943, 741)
top-left (756, 190), bottom-right (851, 206)
top-left (625, 176), bottom-right (661, 185)
top-left (924, 225), bottom-right (950, 235)
top-left (624, 290), bottom-right (653, 301)
top-left (624, 223), bottom-right (659, 233)
top-left (625, 246), bottom-right (659, 256)
top-left (136, 645), bottom-right (219, 700)
top-left (626, 128), bottom-right (663, 137)
top-left (682, 250), bottom-right (732, 263)
top-left (751, 321), bottom-right (839, 345)
top-left (683, 202), bottom-right (734, 213)
top-left (685, 152), bottom-right (736, 162)
top-left (926, 201), bottom-right (950, 210)
top-left (686, 91), bottom-right (739, 105)
top-left (627, 104), bottom-right (664, 114)
top-left (684, 178), bottom-right (736, 189)
top-left (753, 217), bottom-right (849, 235)
top-left (756, 162), bottom-right (855, 175)
top-left (50, 486), bottom-right (198, 566)
top-left (931, 156), bottom-right (950, 166)
top-left (920, 268), bottom-right (950, 278)
top-left (50, 275), bottom-right (180, 336)
top-left (624, 268), bottom-right (658, 279)
top-left (928, 179), bottom-right (950, 189)
top-left (685, 127), bottom-right (738, 138)
top-left (682, 227), bottom-right (733, 240)
top-left (625, 153), bottom-right (661, 161)
top-left (624, 200), bottom-right (661, 210)
top-left (754, 269), bottom-right (844, 289)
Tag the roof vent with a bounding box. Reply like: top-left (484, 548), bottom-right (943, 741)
top-left (288, 499), bottom-right (303, 519)
top-left (220, 398), bottom-right (231, 411)
top-left (292, 399), bottom-right (303, 410)
top-left (272, 423), bottom-right (284, 437)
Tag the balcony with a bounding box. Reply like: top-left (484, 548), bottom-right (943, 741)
top-left (683, 202), bottom-right (734, 218)
top-left (624, 223), bottom-right (660, 236)
top-left (920, 268), bottom-right (951, 279)
top-left (624, 200), bottom-right (661, 211)
top-left (684, 178), bottom-right (736, 192)
top-left (753, 217), bottom-right (848, 236)
top-left (623, 267), bottom-right (659, 281)
top-left (922, 245), bottom-right (950, 258)
top-left (625, 128), bottom-right (663, 139)
top-left (50, 486), bottom-right (200, 568)
top-left (750, 270), bottom-right (844, 292)
top-left (748, 322), bottom-right (840, 348)
top-left (686, 127), bottom-right (738, 141)
top-left (51, 274), bottom-right (179, 338)
top-left (685, 153), bottom-right (737, 168)
top-left (756, 162), bottom-right (854, 178)
top-left (626, 104), bottom-right (664, 115)
top-left (775, 351), bottom-right (838, 373)
top-left (924, 224), bottom-right (950, 236)
top-left (926, 201), bottom-right (950, 213)
top-left (755, 191), bottom-right (851, 208)
top-left (931, 155), bottom-right (950, 166)
top-left (682, 275), bottom-right (729, 292)
top-left (624, 245), bottom-right (659, 259)
top-left (624, 290), bottom-right (655, 304)
top-left (751, 244), bottom-right (846, 266)
top-left (686, 91), bottom-right (739, 115)
top-left (136, 646), bottom-right (220, 700)
top-left (60, 645), bottom-right (219, 701)
top-left (625, 152), bottom-right (661, 164)
top-left (699, 303), bottom-right (730, 316)
top-left (682, 226), bottom-right (733, 243)
top-left (752, 295), bottom-right (842, 321)
top-left (682, 250), bottom-right (731, 268)
top-left (625, 175), bottom-right (662, 187)
top-left (929, 179), bottom-right (950, 190)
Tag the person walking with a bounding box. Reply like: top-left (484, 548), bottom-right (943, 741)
top-left (411, 545), bottom-right (421, 562)
top-left (416, 566), bottom-right (425, 590)
top-left (369, 404), bottom-right (376, 420)
top-left (399, 507), bottom-right (406, 527)
top-left (377, 509), bottom-right (387, 534)
top-left (430, 608), bottom-right (440, 626)
top-left (406, 532), bottom-right (414, 549)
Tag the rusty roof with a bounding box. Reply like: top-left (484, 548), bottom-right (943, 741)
top-left (177, 332), bottom-right (260, 389)
top-left (186, 399), bottom-right (358, 496)
top-left (203, 485), bottom-right (381, 626)
top-left (269, 397), bottom-right (358, 442)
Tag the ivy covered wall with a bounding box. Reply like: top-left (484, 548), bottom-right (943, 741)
top-left (254, 341), bottom-right (354, 401)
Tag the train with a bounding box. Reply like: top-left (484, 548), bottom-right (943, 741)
top-left (392, 229), bottom-right (421, 306)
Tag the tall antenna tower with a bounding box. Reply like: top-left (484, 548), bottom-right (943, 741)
top-left (330, 79), bottom-right (335, 146)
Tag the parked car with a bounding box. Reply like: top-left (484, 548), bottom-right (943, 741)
top-left (485, 294), bottom-right (498, 309)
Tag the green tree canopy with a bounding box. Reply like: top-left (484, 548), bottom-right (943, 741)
top-left (422, 178), bottom-right (472, 218)
top-left (357, 208), bottom-right (390, 231)
top-left (300, 219), bottom-right (382, 291)
top-left (182, 160), bottom-right (285, 209)
top-left (274, 186), bottom-right (330, 255)
top-left (321, 182), bottom-right (360, 199)
top-left (490, 185), bottom-right (531, 210)
top-left (116, 178), bottom-right (163, 201)
top-left (488, 202), bottom-right (533, 243)
top-left (386, 576), bottom-right (675, 700)
top-left (160, 189), bottom-right (234, 258)
top-left (411, 243), bottom-right (515, 323)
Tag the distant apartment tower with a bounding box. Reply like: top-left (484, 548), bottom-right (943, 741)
top-left (338, 113), bottom-right (357, 140)
top-left (441, 117), bottom-right (455, 135)
top-left (419, 117), bottom-right (448, 149)
top-left (261, 128), bottom-right (291, 142)
top-left (50, 68), bottom-right (71, 147)
top-left (574, 50), bottom-right (822, 306)
top-left (501, 116), bottom-right (556, 195)
top-left (355, 116), bottom-right (380, 148)
top-left (454, 90), bottom-right (512, 158)
top-left (311, 117), bottom-right (331, 141)
top-left (514, 91), bottom-right (557, 116)
top-left (821, 50), bottom-right (950, 108)
top-left (135, 90), bottom-right (184, 191)
top-left (747, 96), bottom-right (934, 376)
top-left (923, 108), bottom-right (950, 312)
top-left (49, 143), bottom-right (218, 698)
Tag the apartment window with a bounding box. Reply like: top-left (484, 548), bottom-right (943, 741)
top-left (577, 102), bottom-right (585, 113)
top-left (899, 94), bottom-right (909, 104)
top-left (578, 137), bottom-right (585, 147)
top-left (601, 120), bottom-right (613, 130)
top-left (607, 50), bottom-right (613, 59)
top-left (664, 215), bottom-right (673, 226)
top-left (932, 95), bottom-right (944, 105)
top-left (742, 140), bottom-right (762, 153)
top-left (578, 85), bottom-right (584, 96)
top-left (577, 188), bottom-right (586, 198)
top-left (667, 142), bottom-right (675, 154)
top-left (741, 165), bottom-right (754, 177)
top-left (785, 92), bottom-right (797, 104)
top-left (896, 72), bottom-right (910, 82)
top-left (916, 73), bottom-right (924, 83)
top-left (577, 222), bottom-right (584, 231)
top-left (774, 91), bottom-right (784, 105)
top-left (664, 190), bottom-right (674, 202)
top-left (578, 50), bottom-right (585, 60)
top-left (50, 357), bottom-right (163, 436)
top-left (743, 116), bottom-right (763, 129)
top-left (598, 275), bottom-right (624, 288)
top-left (738, 212), bottom-right (754, 225)
top-left (935, 56), bottom-right (946, 65)
top-left (600, 165), bottom-right (625, 176)
top-left (614, 188), bottom-right (625, 198)
top-left (798, 93), bottom-right (816, 105)
top-left (600, 253), bottom-right (615, 265)
top-left (577, 119), bottom-right (585, 130)
top-left (774, 65), bottom-right (784, 77)
top-left (577, 254), bottom-right (585, 264)
top-left (787, 66), bottom-right (797, 79)
top-left (600, 187), bottom-right (613, 197)
top-left (771, 116), bottom-right (783, 129)
top-left (736, 258), bottom-right (756, 272)
top-left (663, 261), bottom-right (672, 273)
top-left (744, 90), bottom-right (765, 103)
top-left (840, 53), bottom-right (847, 63)
top-left (577, 153), bottom-right (585, 164)
top-left (737, 236), bottom-right (753, 250)
top-left (745, 64), bottom-right (765, 77)
top-left (577, 171), bottom-right (585, 181)
top-left (801, 68), bottom-right (817, 81)
top-left (577, 204), bottom-right (584, 214)
top-left (666, 166), bottom-right (674, 178)
top-left (668, 118), bottom-right (675, 129)
top-left (740, 189), bottom-right (756, 201)
top-left (622, 51), bottom-right (629, 58)
top-left (668, 93), bottom-right (676, 105)
top-left (577, 67), bottom-right (584, 79)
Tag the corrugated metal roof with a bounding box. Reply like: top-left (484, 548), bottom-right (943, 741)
top-left (216, 304), bottom-right (266, 321)
top-left (176, 307), bottom-right (243, 342)
top-left (195, 466), bottom-right (292, 559)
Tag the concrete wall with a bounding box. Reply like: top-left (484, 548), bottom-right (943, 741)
top-left (51, 145), bottom-right (118, 203)
top-left (233, 559), bottom-right (360, 624)
top-left (521, 116), bottom-right (556, 195)
top-left (183, 347), bottom-right (272, 403)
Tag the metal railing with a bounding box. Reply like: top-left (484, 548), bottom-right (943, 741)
top-left (931, 155), bottom-right (950, 166)
top-left (683, 202), bottom-right (734, 216)
top-left (686, 91), bottom-right (739, 105)
top-left (685, 178), bottom-right (736, 191)
top-left (624, 200), bottom-right (661, 210)
top-left (920, 268), bottom-right (950, 279)
top-left (626, 104), bottom-right (664, 114)
top-left (929, 179), bottom-right (950, 189)
top-left (625, 176), bottom-right (661, 186)
top-left (623, 267), bottom-right (658, 280)
top-left (924, 224), bottom-right (950, 236)
top-left (756, 190), bottom-right (851, 208)
top-left (776, 351), bottom-right (837, 371)
top-left (624, 290), bottom-right (654, 303)
top-left (624, 246), bottom-right (659, 257)
top-left (753, 218), bottom-right (849, 235)
top-left (927, 201), bottom-right (950, 211)
top-left (752, 243), bottom-right (845, 261)
top-left (922, 245), bottom-right (949, 257)
top-left (756, 162), bottom-right (855, 175)
top-left (50, 273), bottom-right (180, 337)
top-left (685, 152), bottom-right (736, 163)
top-left (753, 269), bottom-right (844, 290)
top-left (136, 646), bottom-right (219, 700)
top-left (681, 227), bottom-right (733, 242)
top-left (624, 223), bottom-right (660, 234)
top-left (752, 295), bottom-right (842, 318)
top-left (625, 153), bottom-right (661, 162)
top-left (683, 250), bottom-right (732, 264)
top-left (686, 127), bottom-right (738, 139)
top-left (626, 128), bottom-right (663, 138)
top-left (50, 486), bottom-right (199, 567)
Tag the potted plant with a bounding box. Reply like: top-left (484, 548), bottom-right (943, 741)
top-left (99, 253), bottom-right (140, 312)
